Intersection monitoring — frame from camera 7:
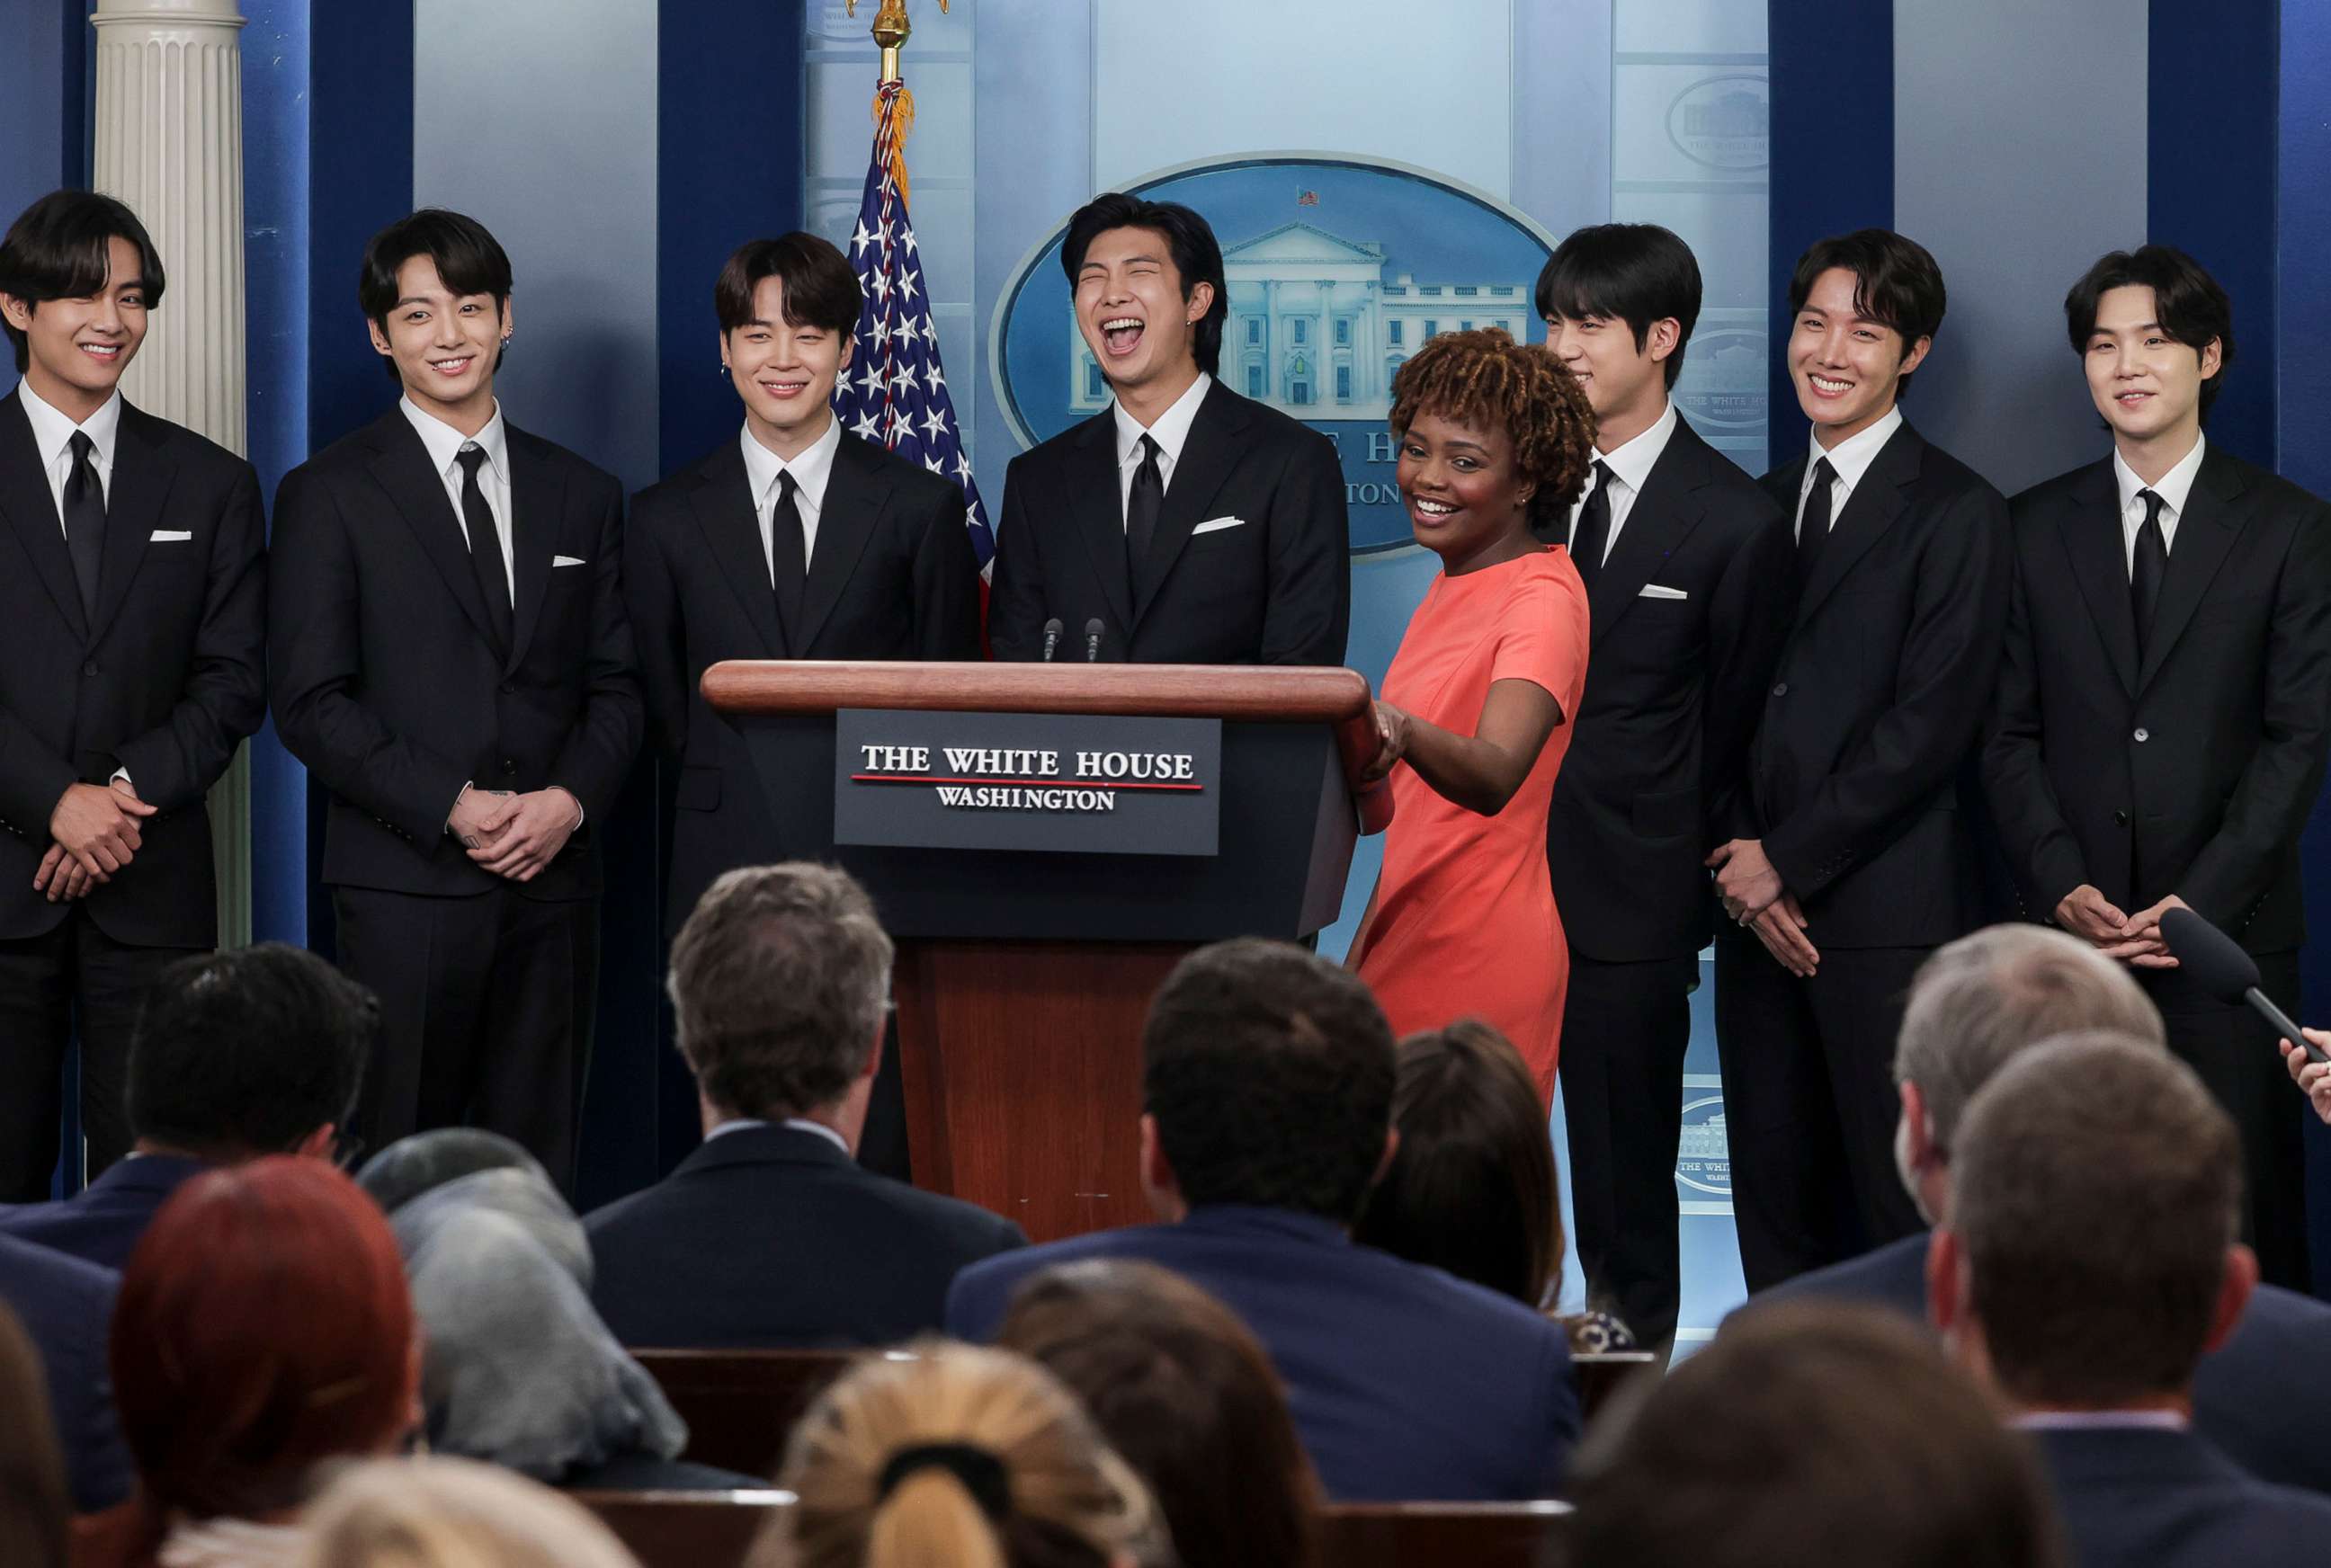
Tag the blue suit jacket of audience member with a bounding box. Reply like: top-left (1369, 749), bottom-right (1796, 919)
top-left (1757, 1232), bottom-right (2331, 1495)
top-left (0, 1232), bottom-right (134, 1512)
top-left (2033, 1425), bottom-right (2331, 1568)
top-left (945, 1204), bottom-right (1581, 1502)
top-left (583, 1123), bottom-right (1027, 1349)
top-left (0, 1154), bottom-right (209, 1272)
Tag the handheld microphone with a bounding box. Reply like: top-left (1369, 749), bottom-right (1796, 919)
top-left (2158, 905), bottom-right (2329, 1065)
top-left (1040, 618), bottom-right (1064, 662)
top-left (1084, 618), bottom-right (1105, 663)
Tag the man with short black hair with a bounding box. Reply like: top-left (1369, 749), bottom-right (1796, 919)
top-left (1984, 244), bottom-right (2331, 1290)
top-left (584, 862), bottom-right (1023, 1347)
top-left (1710, 228), bottom-right (2011, 1289)
top-left (0, 190), bottom-right (267, 1192)
top-left (947, 938), bottom-right (1581, 1502)
top-left (1537, 223), bottom-right (1792, 1356)
top-left (987, 193), bottom-right (1350, 665)
top-left (0, 941), bottom-right (375, 1270)
top-left (270, 209), bottom-right (643, 1186)
top-left (1935, 1035), bottom-right (2331, 1564)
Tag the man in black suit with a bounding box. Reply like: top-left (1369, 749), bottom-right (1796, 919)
top-left (1761, 923), bottom-right (2331, 1497)
top-left (0, 943), bottom-right (373, 1270)
top-left (270, 209), bottom-right (642, 1187)
top-left (1536, 224), bottom-right (1792, 1355)
top-left (584, 862), bottom-right (1023, 1347)
top-left (0, 192), bottom-right (266, 1194)
top-left (1983, 246), bottom-right (2331, 1291)
top-left (988, 193), bottom-right (1349, 665)
top-left (1934, 1033), bottom-right (2331, 1565)
top-left (626, 233), bottom-right (980, 922)
top-left (1709, 230), bottom-right (2010, 1289)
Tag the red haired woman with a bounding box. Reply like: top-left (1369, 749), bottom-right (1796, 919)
top-left (1346, 328), bottom-right (1596, 1100)
top-left (77, 1157), bottom-right (418, 1568)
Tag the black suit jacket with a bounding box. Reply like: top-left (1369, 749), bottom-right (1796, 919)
top-left (1747, 422), bottom-right (2010, 948)
top-left (2036, 1425), bottom-right (2331, 1568)
top-left (268, 410), bottom-right (642, 900)
top-left (1758, 1232), bottom-right (2331, 1497)
top-left (988, 380), bottom-right (1350, 664)
top-left (0, 1151), bottom-right (203, 1271)
top-left (583, 1124), bottom-right (1025, 1348)
top-left (1983, 448), bottom-right (2331, 950)
top-left (625, 431), bottom-right (981, 922)
top-left (1547, 418), bottom-right (1793, 962)
top-left (0, 1230), bottom-right (132, 1512)
top-left (0, 392), bottom-right (265, 945)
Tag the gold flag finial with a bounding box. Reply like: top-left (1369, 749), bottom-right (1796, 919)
top-left (844, 0), bottom-right (950, 85)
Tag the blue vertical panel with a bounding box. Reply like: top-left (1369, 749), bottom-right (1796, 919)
top-left (2148, 0), bottom-right (2275, 468)
top-left (2281, 4), bottom-right (2331, 1286)
top-left (241, 0), bottom-right (312, 949)
top-left (1766, 0), bottom-right (1890, 469)
top-left (0, 0), bottom-right (88, 399)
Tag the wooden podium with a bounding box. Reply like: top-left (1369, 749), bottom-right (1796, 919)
top-left (702, 661), bottom-right (1386, 1242)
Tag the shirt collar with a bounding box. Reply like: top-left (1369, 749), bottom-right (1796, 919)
top-left (704, 1116), bottom-right (851, 1156)
top-left (18, 379), bottom-right (124, 472)
top-left (1807, 404), bottom-right (1904, 492)
top-left (1594, 398), bottom-right (1680, 495)
top-left (2014, 1409), bottom-right (2189, 1433)
top-left (2112, 432), bottom-right (2207, 519)
top-left (1114, 371), bottom-right (1213, 469)
top-left (740, 412), bottom-right (844, 511)
top-left (400, 395), bottom-right (509, 486)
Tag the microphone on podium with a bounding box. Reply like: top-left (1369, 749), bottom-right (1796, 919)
top-left (2158, 905), bottom-right (2329, 1065)
top-left (1084, 618), bottom-right (1105, 663)
top-left (1040, 618), bottom-right (1064, 662)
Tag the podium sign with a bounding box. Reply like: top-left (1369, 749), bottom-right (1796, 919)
top-left (835, 708), bottom-right (1222, 856)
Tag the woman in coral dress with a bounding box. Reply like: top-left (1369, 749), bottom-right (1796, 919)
top-left (1348, 328), bottom-right (1595, 1100)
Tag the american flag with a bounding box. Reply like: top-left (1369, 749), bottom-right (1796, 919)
top-left (832, 79), bottom-right (993, 570)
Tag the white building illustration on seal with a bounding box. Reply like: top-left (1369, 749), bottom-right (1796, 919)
top-left (1067, 220), bottom-right (1532, 422)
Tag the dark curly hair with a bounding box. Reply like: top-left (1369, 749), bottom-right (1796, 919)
top-left (1389, 326), bottom-right (1596, 536)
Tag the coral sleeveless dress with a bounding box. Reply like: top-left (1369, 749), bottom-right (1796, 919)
top-left (1349, 547), bottom-right (1590, 1100)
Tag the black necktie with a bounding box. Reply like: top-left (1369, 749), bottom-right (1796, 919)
top-left (1796, 456), bottom-right (1838, 591)
top-left (1125, 433), bottom-right (1164, 596)
top-left (1569, 459), bottom-right (1615, 590)
top-left (455, 444), bottom-right (514, 654)
top-left (63, 431), bottom-right (105, 620)
top-left (770, 469), bottom-right (808, 644)
top-left (2131, 487), bottom-right (2168, 656)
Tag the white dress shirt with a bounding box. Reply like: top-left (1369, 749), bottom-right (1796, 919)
top-left (705, 1116), bottom-right (851, 1154)
top-left (1113, 371), bottom-right (1213, 525)
top-left (741, 414), bottom-right (844, 581)
top-left (2014, 1409), bottom-right (2188, 1433)
top-left (400, 396), bottom-right (516, 601)
top-left (1795, 405), bottom-right (1904, 540)
top-left (2112, 432), bottom-right (2206, 576)
top-left (18, 379), bottom-right (122, 525)
top-left (1567, 399), bottom-right (1680, 565)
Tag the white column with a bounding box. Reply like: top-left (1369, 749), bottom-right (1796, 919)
top-left (92, 0), bottom-right (252, 948)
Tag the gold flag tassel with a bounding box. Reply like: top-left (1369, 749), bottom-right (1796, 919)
top-left (847, 0), bottom-right (949, 205)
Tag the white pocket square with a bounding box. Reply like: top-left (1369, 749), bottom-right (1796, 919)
top-left (149, 529), bottom-right (193, 542)
top-left (1639, 584), bottom-right (1689, 601)
top-left (551, 555), bottom-right (587, 567)
top-left (1190, 516), bottom-right (1246, 537)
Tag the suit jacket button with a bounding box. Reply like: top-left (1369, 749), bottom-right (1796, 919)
top-left (501, 760), bottom-right (519, 776)
top-left (2133, 726), bottom-right (2149, 743)
top-left (500, 682), bottom-right (515, 694)
top-left (1772, 682), bottom-right (1789, 697)
top-left (2113, 809), bottom-right (2130, 827)
top-left (82, 661), bottom-right (98, 677)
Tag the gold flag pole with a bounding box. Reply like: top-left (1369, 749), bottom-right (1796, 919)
top-left (845, 0), bottom-right (951, 86)
top-left (844, 0), bottom-right (950, 200)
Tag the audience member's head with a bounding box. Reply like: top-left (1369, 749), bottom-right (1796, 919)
top-left (668, 863), bottom-right (894, 1145)
top-left (1934, 1032), bottom-right (2250, 1413)
top-left (1139, 938), bottom-right (1397, 1225)
top-left (0, 1302), bottom-right (67, 1568)
top-left (770, 1341), bottom-right (1161, 1568)
top-left (996, 1261), bottom-right (1320, 1568)
top-left (1890, 923), bottom-right (2163, 1223)
top-left (112, 1158), bottom-right (417, 1533)
top-left (1572, 1300), bottom-right (2063, 1568)
top-left (353, 1127), bottom-right (545, 1217)
top-left (375, 1147), bottom-right (685, 1481)
top-left (1353, 1019), bottom-right (1562, 1309)
top-left (126, 943), bottom-right (378, 1164)
top-left (296, 1457), bottom-right (644, 1568)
